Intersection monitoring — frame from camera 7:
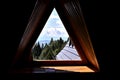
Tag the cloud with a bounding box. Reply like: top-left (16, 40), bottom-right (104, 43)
top-left (50, 14), bottom-right (59, 19)
top-left (56, 20), bottom-right (63, 25)
top-left (35, 8), bottom-right (69, 43)
top-left (45, 8), bottom-right (63, 28)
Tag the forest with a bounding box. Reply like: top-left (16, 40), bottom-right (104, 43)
top-left (32, 37), bottom-right (69, 60)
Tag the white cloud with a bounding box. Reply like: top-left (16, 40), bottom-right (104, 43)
top-left (50, 15), bottom-right (59, 19)
top-left (49, 8), bottom-right (59, 19)
top-left (35, 8), bottom-right (69, 43)
top-left (56, 20), bottom-right (62, 25)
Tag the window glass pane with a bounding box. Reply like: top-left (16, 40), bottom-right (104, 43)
top-left (31, 8), bottom-right (81, 61)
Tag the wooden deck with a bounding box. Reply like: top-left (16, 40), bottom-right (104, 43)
top-left (56, 42), bottom-right (81, 60)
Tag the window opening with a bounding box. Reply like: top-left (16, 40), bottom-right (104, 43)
top-left (31, 8), bottom-right (81, 61)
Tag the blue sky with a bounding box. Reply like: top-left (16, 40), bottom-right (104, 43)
top-left (35, 8), bottom-right (69, 43)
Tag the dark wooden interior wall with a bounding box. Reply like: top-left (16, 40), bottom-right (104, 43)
top-left (1, 0), bottom-right (114, 79)
top-left (55, 0), bottom-right (99, 70)
top-left (12, 0), bottom-right (55, 68)
top-left (1, 0), bottom-right (37, 71)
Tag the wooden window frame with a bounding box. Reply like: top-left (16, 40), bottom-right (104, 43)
top-left (12, 0), bottom-right (99, 72)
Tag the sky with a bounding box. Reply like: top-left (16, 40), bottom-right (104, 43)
top-left (35, 8), bottom-right (69, 43)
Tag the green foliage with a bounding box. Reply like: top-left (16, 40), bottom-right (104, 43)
top-left (32, 42), bottom-right (42, 59)
top-left (32, 37), bottom-right (69, 60)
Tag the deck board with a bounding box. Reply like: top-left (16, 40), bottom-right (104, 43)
top-left (56, 42), bottom-right (81, 60)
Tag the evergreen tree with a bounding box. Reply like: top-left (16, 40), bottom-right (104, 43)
top-left (50, 37), bottom-right (53, 45)
top-left (32, 42), bottom-right (42, 59)
top-left (33, 37), bottom-right (68, 60)
top-left (41, 43), bottom-right (44, 49)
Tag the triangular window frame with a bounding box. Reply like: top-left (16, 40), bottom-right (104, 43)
top-left (32, 8), bottom-right (82, 61)
top-left (12, 0), bottom-right (99, 72)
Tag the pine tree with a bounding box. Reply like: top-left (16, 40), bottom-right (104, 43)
top-left (32, 42), bottom-right (42, 59)
top-left (50, 37), bottom-right (53, 45)
top-left (34, 37), bottom-right (68, 60)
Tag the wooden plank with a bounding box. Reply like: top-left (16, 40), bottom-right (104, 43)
top-left (56, 42), bottom-right (81, 60)
top-left (41, 66), bottom-right (94, 72)
top-left (56, 51), bottom-right (72, 60)
top-left (61, 50), bottom-right (81, 60)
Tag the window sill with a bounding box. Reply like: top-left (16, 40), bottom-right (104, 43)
top-left (9, 66), bottom-right (95, 73)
